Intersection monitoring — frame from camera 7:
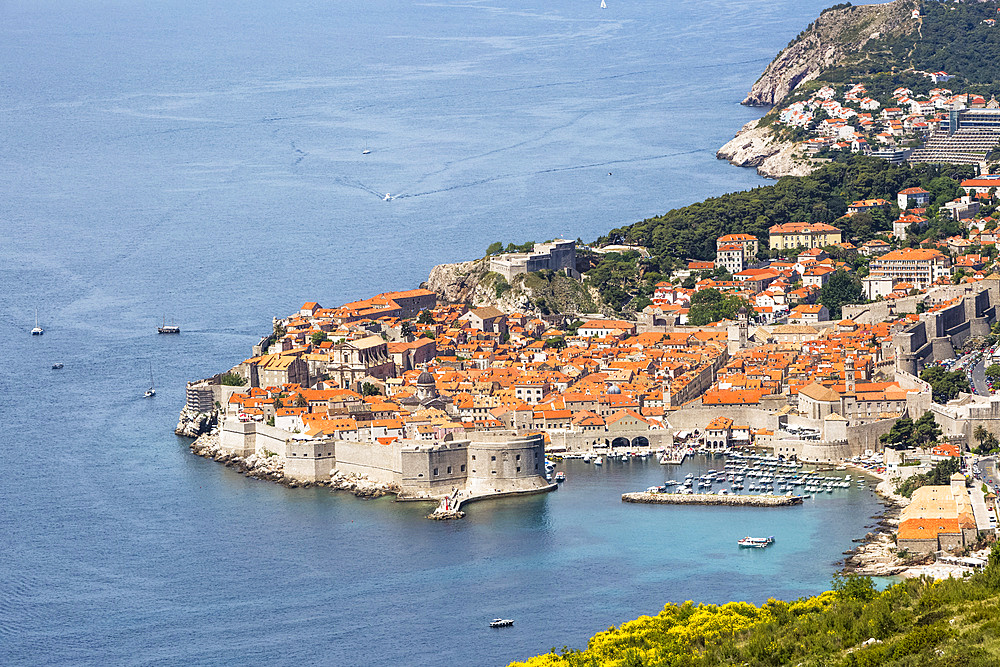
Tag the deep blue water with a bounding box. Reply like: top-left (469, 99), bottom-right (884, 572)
top-left (1, 1), bottom-right (887, 665)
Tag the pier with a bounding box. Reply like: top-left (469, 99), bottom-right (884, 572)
top-left (622, 492), bottom-right (803, 507)
top-left (428, 483), bottom-right (559, 519)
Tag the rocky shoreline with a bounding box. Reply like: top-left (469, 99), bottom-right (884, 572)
top-left (175, 407), bottom-right (218, 438)
top-left (716, 120), bottom-right (816, 179)
top-left (838, 473), bottom-right (909, 576)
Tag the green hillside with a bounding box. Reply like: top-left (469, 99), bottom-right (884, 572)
top-left (509, 546), bottom-right (1000, 667)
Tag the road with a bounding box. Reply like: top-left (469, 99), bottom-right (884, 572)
top-left (973, 456), bottom-right (998, 532)
top-left (972, 357), bottom-right (989, 395)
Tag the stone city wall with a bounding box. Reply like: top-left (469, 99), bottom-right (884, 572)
top-left (334, 440), bottom-right (404, 487)
top-left (546, 430), bottom-right (671, 452)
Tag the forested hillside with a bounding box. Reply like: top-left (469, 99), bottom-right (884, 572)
top-left (587, 156), bottom-right (973, 311)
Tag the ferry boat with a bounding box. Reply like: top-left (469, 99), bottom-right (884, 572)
top-left (490, 618), bottom-right (514, 628)
top-left (738, 536), bottom-right (774, 549)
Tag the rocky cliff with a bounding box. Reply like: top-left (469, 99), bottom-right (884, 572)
top-left (718, 0), bottom-right (918, 177)
top-left (716, 120), bottom-right (816, 179)
top-left (742, 0), bottom-right (917, 107)
top-left (423, 258), bottom-right (600, 316)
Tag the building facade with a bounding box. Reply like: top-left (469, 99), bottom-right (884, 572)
top-left (865, 248), bottom-right (952, 298)
top-left (768, 222), bottom-right (842, 250)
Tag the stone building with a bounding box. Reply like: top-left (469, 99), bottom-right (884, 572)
top-left (327, 335), bottom-right (394, 384)
top-left (768, 222), bottom-right (842, 250)
top-left (897, 474), bottom-right (978, 554)
top-left (488, 239), bottom-right (576, 282)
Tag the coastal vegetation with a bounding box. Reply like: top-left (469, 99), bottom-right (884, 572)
top-left (894, 457), bottom-right (961, 498)
top-left (509, 545), bottom-right (1000, 667)
top-left (219, 372), bottom-right (247, 386)
top-left (686, 289), bottom-right (749, 327)
top-left (590, 157), bottom-right (972, 312)
top-left (919, 365), bottom-right (971, 403)
top-left (879, 410), bottom-right (943, 451)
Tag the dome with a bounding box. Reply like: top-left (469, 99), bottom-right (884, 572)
top-left (416, 370), bottom-right (435, 385)
top-left (607, 383), bottom-right (621, 395)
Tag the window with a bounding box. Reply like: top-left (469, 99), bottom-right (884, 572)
top-left (461, 465), bottom-right (465, 472)
top-left (491, 455), bottom-right (496, 461)
top-left (535, 464), bottom-right (539, 470)
top-left (471, 455), bottom-right (476, 461)
top-left (433, 468), bottom-right (438, 476)
top-left (516, 454), bottom-right (520, 461)
top-left (516, 467), bottom-right (521, 472)
top-left (447, 466), bottom-right (452, 474)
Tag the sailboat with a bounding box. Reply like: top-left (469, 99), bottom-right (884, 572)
top-left (362, 141), bottom-right (371, 155)
top-left (601, 0), bottom-right (607, 8)
top-left (31, 309), bottom-right (44, 335)
top-left (144, 364), bottom-right (156, 398)
top-left (158, 316), bottom-right (180, 334)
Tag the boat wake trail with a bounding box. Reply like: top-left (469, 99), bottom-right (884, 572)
top-left (392, 148), bottom-right (703, 200)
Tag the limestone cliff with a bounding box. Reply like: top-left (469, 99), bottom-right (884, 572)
top-left (718, 0), bottom-right (917, 177)
top-left (716, 120), bottom-right (816, 179)
top-left (742, 0), bottom-right (917, 107)
top-left (423, 258), bottom-right (600, 316)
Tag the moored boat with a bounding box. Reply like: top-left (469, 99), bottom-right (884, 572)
top-left (738, 536), bottom-right (775, 548)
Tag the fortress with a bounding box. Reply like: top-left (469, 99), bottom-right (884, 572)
top-left (488, 239), bottom-right (577, 282)
top-left (217, 420), bottom-right (553, 500)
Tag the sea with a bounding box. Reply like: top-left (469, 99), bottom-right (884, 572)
top-left (0, 1), bottom-right (887, 665)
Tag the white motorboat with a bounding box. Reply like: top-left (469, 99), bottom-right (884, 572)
top-left (145, 363), bottom-right (156, 398)
top-left (738, 536), bottom-right (774, 549)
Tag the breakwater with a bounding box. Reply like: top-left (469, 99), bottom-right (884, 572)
top-left (622, 492), bottom-right (803, 506)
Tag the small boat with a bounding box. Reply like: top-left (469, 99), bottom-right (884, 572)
top-left (383, 193), bottom-right (392, 201)
top-left (52, 363), bottom-right (63, 369)
top-left (31, 309), bottom-right (43, 336)
top-left (490, 618), bottom-right (514, 628)
top-left (738, 536), bottom-right (774, 549)
top-left (593, 456), bottom-right (603, 466)
top-left (158, 316), bottom-right (180, 334)
top-left (144, 363), bottom-right (156, 398)
top-left (555, 472), bottom-right (565, 482)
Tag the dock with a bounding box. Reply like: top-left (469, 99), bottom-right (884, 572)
top-left (622, 492), bottom-right (803, 507)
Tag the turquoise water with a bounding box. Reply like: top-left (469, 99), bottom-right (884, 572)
top-left (0, 1), bottom-right (887, 665)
